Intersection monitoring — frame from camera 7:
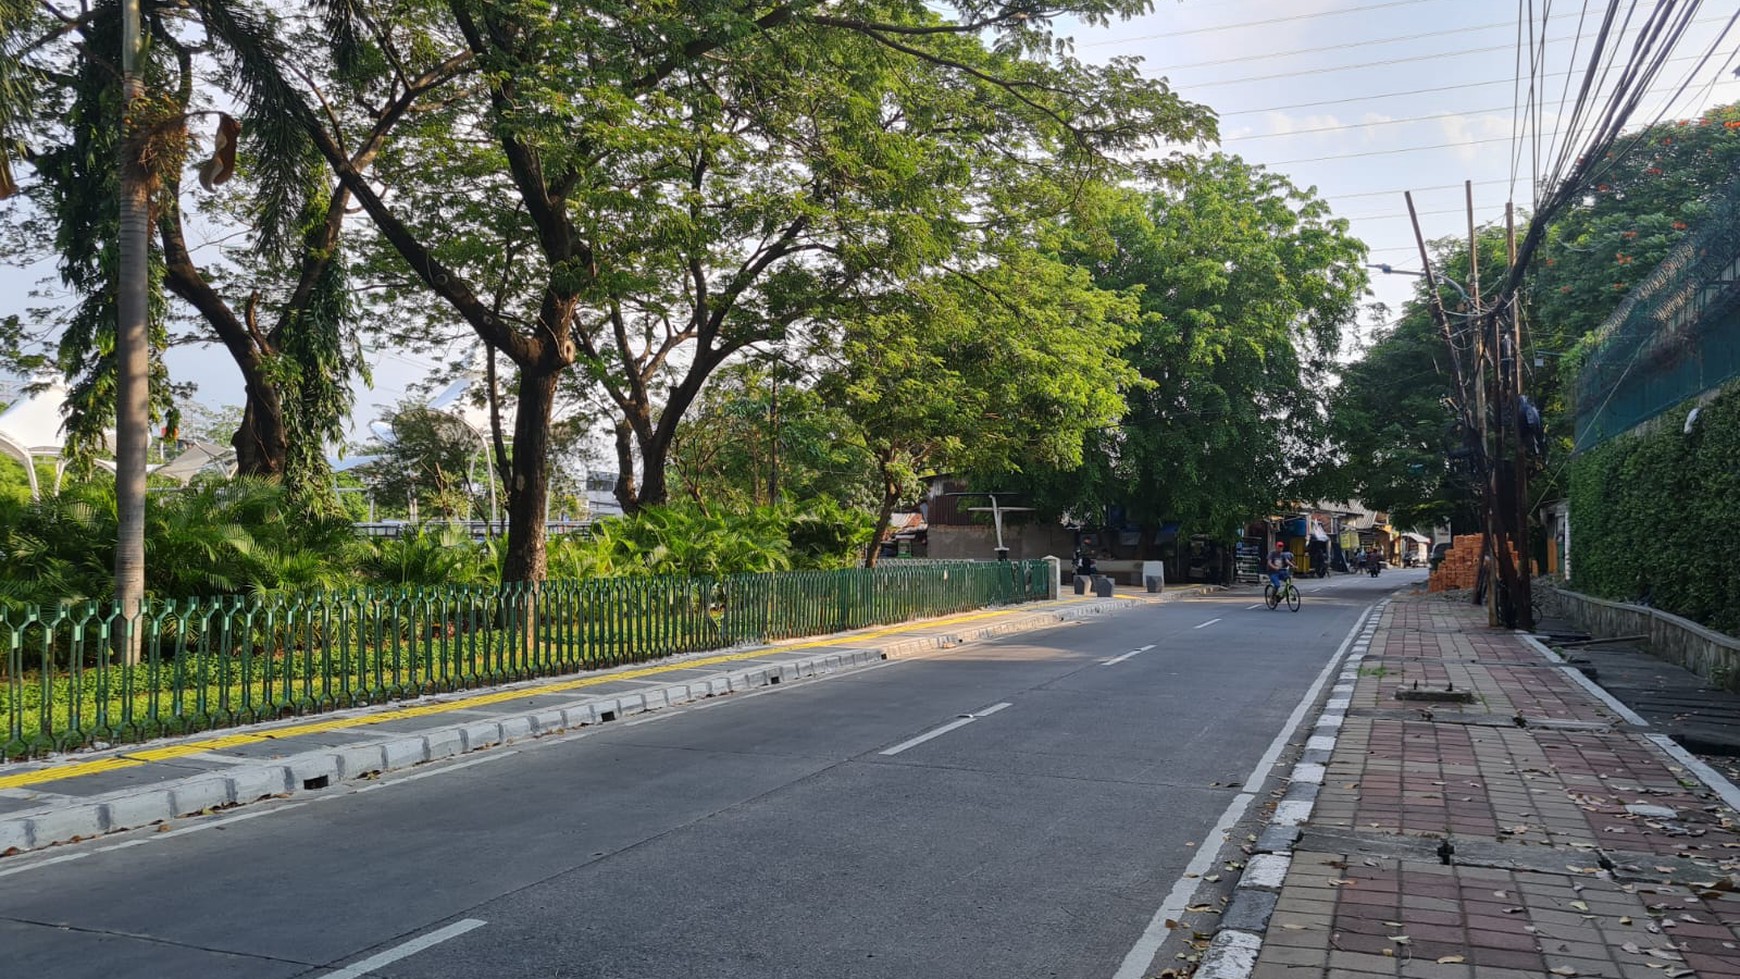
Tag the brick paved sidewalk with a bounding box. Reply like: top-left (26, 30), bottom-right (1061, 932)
top-left (1237, 591), bottom-right (1740, 979)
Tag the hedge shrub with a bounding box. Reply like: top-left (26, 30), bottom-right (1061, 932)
top-left (1568, 381), bottom-right (1740, 635)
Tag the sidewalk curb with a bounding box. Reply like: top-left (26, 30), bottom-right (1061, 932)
top-left (1195, 597), bottom-right (1390, 979)
top-left (1, 591), bottom-right (1204, 857)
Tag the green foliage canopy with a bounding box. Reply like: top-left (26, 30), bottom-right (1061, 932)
top-left (1023, 157), bottom-right (1369, 536)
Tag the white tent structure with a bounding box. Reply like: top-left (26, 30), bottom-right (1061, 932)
top-left (0, 377), bottom-right (72, 499)
top-left (0, 378), bottom-right (240, 498)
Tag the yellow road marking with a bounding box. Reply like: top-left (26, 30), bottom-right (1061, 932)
top-left (0, 601), bottom-right (1078, 791)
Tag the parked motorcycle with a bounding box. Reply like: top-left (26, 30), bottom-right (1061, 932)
top-left (1367, 561), bottom-right (1381, 577)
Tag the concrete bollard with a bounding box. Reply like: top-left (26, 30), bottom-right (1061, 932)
top-left (1142, 560), bottom-right (1165, 594)
top-left (1092, 575), bottom-right (1115, 598)
top-left (1073, 575), bottom-right (1089, 595)
top-left (1042, 556), bottom-right (1061, 600)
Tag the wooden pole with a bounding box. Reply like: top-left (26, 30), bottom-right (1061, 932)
top-left (1508, 202), bottom-right (1534, 630)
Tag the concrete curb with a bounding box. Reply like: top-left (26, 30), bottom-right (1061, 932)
top-left (1, 593), bottom-right (1180, 857)
top-left (1194, 597), bottom-right (1390, 979)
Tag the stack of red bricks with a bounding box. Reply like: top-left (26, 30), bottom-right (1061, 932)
top-left (1426, 533), bottom-right (1522, 592)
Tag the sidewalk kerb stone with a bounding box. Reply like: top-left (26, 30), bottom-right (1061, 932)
top-left (170, 775), bottom-right (231, 815)
top-left (422, 729), bottom-right (464, 760)
top-left (1644, 732), bottom-right (1740, 813)
top-left (1197, 929), bottom-right (1264, 979)
top-left (337, 744), bottom-right (387, 779)
top-left (99, 789), bottom-right (173, 832)
top-left (26, 803), bottom-right (106, 846)
top-left (1222, 890), bottom-right (1279, 932)
top-left (225, 765), bottom-right (290, 804)
top-left (1272, 799), bottom-right (1314, 826)
top-left (1240, 853), bottom-right (1292, 890)
top-left (529, 708), bottom-right (568, 733)
top-left (1290, 762), bottom-right (1325, 784)
top-left (459, 721), bottom-right (503, 752)
top-left (381, 737), bottom-right (427, 769)
top-left (1553, 662), bottom-right (1650, 726)
top-left (0, 817), bottom-right (31, 852)
top-left (286, 754), bottom-right (342, 788)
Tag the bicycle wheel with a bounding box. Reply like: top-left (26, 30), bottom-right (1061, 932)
top-left (1264, 583), bottom-right (1280, 609)
top-left (1286, 584), bottom-right (1301, 612)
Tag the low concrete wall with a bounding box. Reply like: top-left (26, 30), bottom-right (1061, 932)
top-left (1548, 585), bottom-right (1740, 691)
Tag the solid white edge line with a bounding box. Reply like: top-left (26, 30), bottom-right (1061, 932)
top-left (1193, 618), bottom-right (1222, 630)
top-left (1110, 600), bottom-right (1381, 979)
top-left (977, 702), bottom-right (1013, 717)
top-left (153, 802), bottom-right (307, 839)
top-left (0, 851), bottom-right (87, 878)
top-left (1644, 733), bottom-right (1740, 815)
top-left (1519, 634), bottom-right (1651, 727)
top-left (322, 918), bottom-right (487, 979)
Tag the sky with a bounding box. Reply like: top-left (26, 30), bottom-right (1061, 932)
top-left (1074, 0), bottom-right (1740, 337)
top-left (2, 0), bottom-right (1737, 435)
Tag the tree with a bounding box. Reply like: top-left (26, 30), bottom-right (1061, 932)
top-left (1323, 304), bottom-right (1482, 532)
top-left (822, 246), bottom-right (1141, 566)
top-left (360, 403), bottom-right (499, 524)
top-left (1024, 157), bottom-right (1369, 537)
top-left (668, 359), bottom-right (877, 512)
top-left (196, 0), bottom-right (1214, 584)
top-left (3, 0), bottom-right (465, 509)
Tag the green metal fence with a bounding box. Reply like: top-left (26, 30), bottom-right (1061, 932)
top-left (1575, 174), bottom-right (1740, 449)
top-left (2, 560), bottom-right (1052, 759)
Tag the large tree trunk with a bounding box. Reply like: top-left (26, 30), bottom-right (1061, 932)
top-left (232, 381), bottom-right (289, 478)
top-left (636, 430), bottom-right (674, 511)
top-left (113, 3), bottom-right (149, 662)
top-left (501, 364), bottom-right (560, 584)
top-left (864, 479), bottom-right (899, 569)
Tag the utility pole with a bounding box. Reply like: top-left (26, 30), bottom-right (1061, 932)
top-left (114, 0), bottom-right (149, 662)
top-left (1466, 182), bottom-right (1501, 626)
top-left (1506, 202), bottom-right (1534, 630)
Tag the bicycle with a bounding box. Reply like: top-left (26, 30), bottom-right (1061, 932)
top-left (1264, 574), bottom-right (1301, 612)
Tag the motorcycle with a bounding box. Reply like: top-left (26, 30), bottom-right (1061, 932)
top-left (1367, 561), bottom-right (1381, 577)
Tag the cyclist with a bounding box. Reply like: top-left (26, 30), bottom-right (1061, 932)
top-left (1267, 539), bottom-right (1295, 592)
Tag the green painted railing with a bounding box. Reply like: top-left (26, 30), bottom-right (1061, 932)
top-left (2, 560), bottom-right (1051, 759)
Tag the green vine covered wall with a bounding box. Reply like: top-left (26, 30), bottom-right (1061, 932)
top-left (1568, 381), bottom-right (1740, 636)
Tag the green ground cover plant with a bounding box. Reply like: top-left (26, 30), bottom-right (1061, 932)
top-left (1568, 381), bottom-right (1740, 635)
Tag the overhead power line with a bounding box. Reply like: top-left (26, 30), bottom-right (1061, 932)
top-left (1214, 49), bottom-right (1720, 115)
top-left (1155, 20), bottom-right (1513, 72)
top-left (1081, 0), bottom-right (1453, 47)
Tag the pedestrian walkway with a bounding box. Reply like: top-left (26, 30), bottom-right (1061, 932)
top-left (1208, 590), bottom-right (1740, 979)
top-left (0, 584), bottom-right (1214, 858)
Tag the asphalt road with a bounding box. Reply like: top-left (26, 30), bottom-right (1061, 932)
top-left (1, 570), bottom-right (1421, 979)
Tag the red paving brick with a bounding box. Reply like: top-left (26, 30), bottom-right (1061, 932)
top-left (1250, 591), bottom-right (1740, 978)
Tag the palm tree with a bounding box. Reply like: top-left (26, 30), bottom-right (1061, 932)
top-left (113, 0), bottom-right (149, 659)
